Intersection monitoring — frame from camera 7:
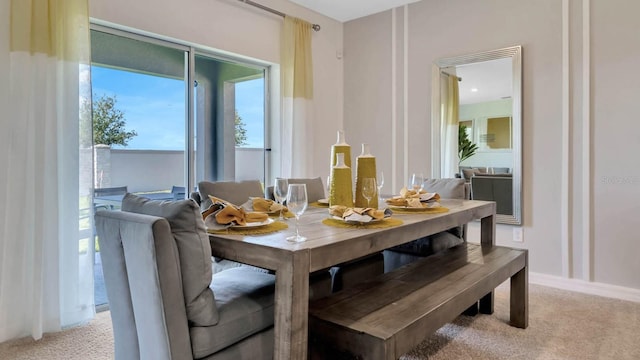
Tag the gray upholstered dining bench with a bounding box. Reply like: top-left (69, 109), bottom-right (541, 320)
top-left (308, 243), bottom-right (528, 359)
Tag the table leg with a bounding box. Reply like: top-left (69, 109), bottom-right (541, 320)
top-left (510, 252), bottom-right (528, 328)
top-left (274, 251), bottom-right (310, 360)
top-left (479, 292), bottom-right (494, 314)
top-left (479, 206), bottom-right (496, 247)
top-left (479, 208), bottom-right (496, 313)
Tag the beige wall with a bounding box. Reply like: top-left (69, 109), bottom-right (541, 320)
top-left (88, 0), bottom-right (640, 294)
top-left (590, 0), bottom-right (640, 288)
top-left (89, 0), bottom-right (345, 181)
top-left (344, 0), bottom-right (640, 294)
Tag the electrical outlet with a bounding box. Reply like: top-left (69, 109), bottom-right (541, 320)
top-left (513, 227), bottom-right (524, 242)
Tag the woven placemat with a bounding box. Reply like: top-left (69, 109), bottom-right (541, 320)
top-left (207, 221), bottom-right (288, 235)
top-left (322, 217), bottom-right (403, 229)
top-left (388, 206), bottom-right (449, 215)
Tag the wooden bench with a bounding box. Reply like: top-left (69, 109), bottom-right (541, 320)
top-left (308, 243), bottom-right (528, 360)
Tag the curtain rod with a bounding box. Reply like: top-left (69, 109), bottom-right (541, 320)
top-left (239, 0), bottom-right (321, 31)
top-left (441, 71), bottom-right (462, 81)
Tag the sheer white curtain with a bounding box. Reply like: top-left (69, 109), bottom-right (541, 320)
top-left (0, 0), bottom-right (94, 342)
top-left (280, 15), bottom-right (314, 178)
top-left (440, 73), bottom-right (460, 178)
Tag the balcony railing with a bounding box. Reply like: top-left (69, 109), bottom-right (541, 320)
top-left (92, 146), bottom-right (264, 193)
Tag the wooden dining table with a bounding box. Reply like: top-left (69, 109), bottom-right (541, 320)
top-left (208, 199), bottom-right (496, 360)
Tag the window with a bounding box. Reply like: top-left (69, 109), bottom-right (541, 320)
top-left (90, 26), bottom-right (268, 190)
top-left (90, 25), bottom-right (268, 309)
top-left (193, 55), bottom-right (266, 185)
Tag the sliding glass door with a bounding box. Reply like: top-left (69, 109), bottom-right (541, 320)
top-left (90, 25), bottom-right (268, 309)
top-left (193, 54), bottom-right (266, 186)
top-left (91, 29), bottom-right (188, 196)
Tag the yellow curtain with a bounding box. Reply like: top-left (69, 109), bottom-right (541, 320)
top-left (441, 73), bottom-right (460, 178)
top-left (10, 0), bottom-right (90, 61)
top-left (446, 74), bottom-right (459, 127)
top-left (1, 0), bottom-right (93, 342)
top-left (281, 16), bottom-right (313, 99)
top-left (280, 16), bottom-right (314, 177)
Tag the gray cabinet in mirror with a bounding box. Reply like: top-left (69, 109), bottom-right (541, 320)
top-left (431, 46), bottom-right (522, 225)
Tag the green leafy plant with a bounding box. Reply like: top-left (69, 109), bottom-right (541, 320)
top-left (86, 94), bottom-right (137, 147)
top-left (458, 124), bottom-right (478, 162)
top-left (235, 110), bottom-right (248, 146)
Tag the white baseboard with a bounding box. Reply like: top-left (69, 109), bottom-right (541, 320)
top-left (529, 272), bottom-right (640, 303)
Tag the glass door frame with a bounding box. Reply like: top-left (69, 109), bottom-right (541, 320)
top-left (90, 21), bottom-right (271, 196)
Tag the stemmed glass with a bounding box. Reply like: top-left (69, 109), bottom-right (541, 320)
top-left (286, 184), bottom-right (308, 242)
top-left (377, 171), bottom-right (385, 204)
top-left (362, 178), bottom-right (377, 208)
top-left (410, 173), bottom-right (424, 193)
top-left (326, 175), bottom-right (331, 197)
top-left (274, 178), bottom-right (289, 221)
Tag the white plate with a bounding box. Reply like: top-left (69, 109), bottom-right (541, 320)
top-left (229, 218), bottom-right (274, 229)
top-left (389, 193), bottom-right (438, 202)
top-left (419, 192), bottom-right (438, 202)
top-left (387, 203), bottom-right (440, 211)
top-left (332, 216), bottom-right (383, 224)
top-left (317, 198), bottom-right (329, 205)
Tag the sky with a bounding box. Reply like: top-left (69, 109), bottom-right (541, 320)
top-left (235, 79), bottom-right (265, 148)
top-left (91, 66), bottom-right (264, 150)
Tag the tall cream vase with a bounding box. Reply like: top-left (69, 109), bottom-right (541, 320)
top-left (354, 143), bottom-right (378, 208)
top-left (328, 130), bottom-right (353, 207)
top-left (330, 130), bottom-right (351, 169)
top-left (329, 152), bottom-right (354, 207)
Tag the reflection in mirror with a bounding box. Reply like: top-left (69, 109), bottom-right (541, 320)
top-left (431, 46), bottom-right (522, 225)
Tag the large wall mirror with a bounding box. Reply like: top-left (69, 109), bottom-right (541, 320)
top-left (431, 46), bottom-right (522, 225)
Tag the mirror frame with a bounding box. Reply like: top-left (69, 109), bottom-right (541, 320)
top-left (431, 45), bottom-right (522, 225)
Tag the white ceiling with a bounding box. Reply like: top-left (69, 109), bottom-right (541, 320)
top-left (289, 0), bottom-right (421, 22)
top-left (454, 58), bottom-right (512, 105)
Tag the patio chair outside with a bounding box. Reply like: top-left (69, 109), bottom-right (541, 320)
top-left (94, 186), bottom-right (128, 211)
top-left (171, 186), bottom-right (186, 201)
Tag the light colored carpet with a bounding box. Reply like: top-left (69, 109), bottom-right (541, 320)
top-left (401, 283), bottom-right (640, 360)
top-left (0, 310), bottom-right (113, 359)
top-left (1, 283), bottom-right (639, 359)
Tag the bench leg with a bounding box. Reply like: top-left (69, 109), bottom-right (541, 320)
top-left (479, 291), bottom-right (494, 314)
top-left (463, 301), bottom-right (479, 316)
top-left (510, 265), bottom-right (528, 328)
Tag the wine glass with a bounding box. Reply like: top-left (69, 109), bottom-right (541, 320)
top-left (361, 178), bottom-right (377, 208)
top-left (326, 175), bottom-right (331, 197)
top-left (377, 171), bottom-right (385, 204)
top-left (286, 184), bottom-right (308, 242)
top-left (274, 178), bottom-right (289, 221)
top-left (410, 173), bottom-right (424, 193)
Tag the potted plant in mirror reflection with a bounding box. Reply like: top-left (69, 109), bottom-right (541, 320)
top-left (458, 124), bottom-right (478, 163)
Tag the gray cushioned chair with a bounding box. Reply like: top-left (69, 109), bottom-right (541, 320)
top-left (383, 178), bottom-right (469, 272)
top-left (331, 179), bottom-right (470, 291)
top-left (191, 180), bottom-right (333, 297)
top-left (95, 193), bottom-right (276, 359)
top-left (489, 167), bottom-right (511, 174)
top-left (329, 252), bottom-right (385, 292)
top-left (196, 180), bottom-right (265, 210)
top-left (265, 177), bottom-right (326, 203)
top-left (192, 180), bottom-right (268, 272)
